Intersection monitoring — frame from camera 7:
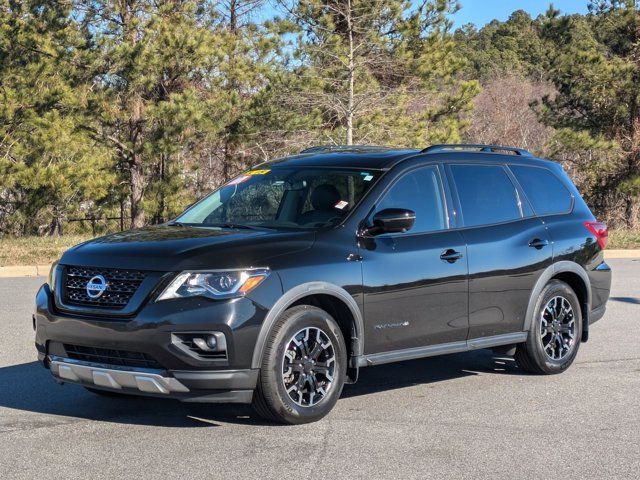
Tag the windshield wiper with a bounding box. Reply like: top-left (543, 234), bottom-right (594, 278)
top-left (166, 221), bottom-right (187, 227)
top-left (207, 223), bottom-right (274, 231)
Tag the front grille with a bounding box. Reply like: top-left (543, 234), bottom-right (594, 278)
top-left (64, 344), bottom-right (163, 369)
top-left (62, 266), bottom-right (147, 309)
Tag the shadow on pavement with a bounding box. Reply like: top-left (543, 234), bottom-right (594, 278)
top-left (344, 348), bottom-right (519, 398)
top-left (0, 350), bottom-right (519, 427)
top-left (609, 296), bottom-right (640, 305)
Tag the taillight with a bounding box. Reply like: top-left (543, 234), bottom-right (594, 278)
top-left (584, 221), bottom-right (609, 249)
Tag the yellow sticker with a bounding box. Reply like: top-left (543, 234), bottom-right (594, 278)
top-left (246, 169), bottom-right (271, 175)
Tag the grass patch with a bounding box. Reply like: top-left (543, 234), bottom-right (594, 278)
top-left (608, 229), bottom-right (640, 249)
top-left (1, 229), bottom-right (639, 266)
top-left (0, 235), bottom-right (94, 266)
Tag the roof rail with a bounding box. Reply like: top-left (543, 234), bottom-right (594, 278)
top-left (422, 144), bottom-right (532, 156)
top-left (300, 145), bottom-right (395, 154)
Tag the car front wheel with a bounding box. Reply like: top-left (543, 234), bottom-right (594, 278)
top-left (252, 305), bottom-right (347, 424)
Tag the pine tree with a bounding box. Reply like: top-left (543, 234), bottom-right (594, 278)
top-left (77, 0), bottom-right (224, 227)
top-left (272, 0), bottom-right (479, 147)
top-left (454, 10), bottom-right (555, 81)
top-left (539, 1), bottom-right (640, 227)
top-left (209, 0), bottom-right (283, 181)
top-left (0, 0), bottom-right (113, 235)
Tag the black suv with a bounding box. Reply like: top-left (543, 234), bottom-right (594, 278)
top-left (34, 144), bottom-right (612, 424)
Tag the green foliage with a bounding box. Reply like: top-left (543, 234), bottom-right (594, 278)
top-left (539, 1), bottom-right (640, 227)
top-left (77, 0), bottom-right (228, 226)
top-left (454, 10), bottom-right (555, 80)
top-left (2, 1), bottom-right (640, 234)
top-left (457, 1), bottom-right (640, 227)
top-left (0, 0), bottom-right (114, 235)
top-left (271, 0), bottom-right (478, 147)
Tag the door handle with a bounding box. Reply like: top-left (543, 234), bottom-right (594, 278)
top-left (347, 253), bottom-right (363, 262)
top-left (440, 249), bottom-right (463, 263)
top-left (528, 238), bottom-right (549, 249)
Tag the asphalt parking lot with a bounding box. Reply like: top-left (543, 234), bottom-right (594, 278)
top-left (0, 259), bottom-right (638, 479)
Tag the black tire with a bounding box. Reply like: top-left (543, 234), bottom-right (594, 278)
top-left (252, 305), bottom-right (347, 424)
top-left (516, 280), bottom-right (582, 374)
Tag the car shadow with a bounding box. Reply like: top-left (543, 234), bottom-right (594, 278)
top-left (0, 350), bottom-right (520, 427)
top-left (609, 296), bottom-right (640, 305)
top-left (343, 348), bottom-right (520, 398)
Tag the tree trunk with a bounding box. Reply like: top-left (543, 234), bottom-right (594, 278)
top-left (48, 216), bottom-right (62, 236)
top-left (346, 0), bottom-right (354, 146)
top-left (626, 195), bottom-right (639, 229)
top-left (120, 198), bottom-right (125, 231)
top-left (130, 155), bottom-right (145, 228)
top-left (156, 152), bottom-right (167, 223)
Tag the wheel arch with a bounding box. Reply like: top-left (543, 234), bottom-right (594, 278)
top-left (524, 261), bottom-right (592, 340)
top-left (251, 282), bottom-right (364, 370)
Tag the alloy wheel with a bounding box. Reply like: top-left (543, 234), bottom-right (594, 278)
top-left (540, 296), bottom-right (576, 361)
top-left (281, 327), bottom-right (336, 407)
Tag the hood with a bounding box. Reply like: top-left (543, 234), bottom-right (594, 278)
top-left (60, 225), bottom-right (316, 271)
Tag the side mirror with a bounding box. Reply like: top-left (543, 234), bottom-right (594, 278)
top-left (366, 208), bottom-right (416, 235)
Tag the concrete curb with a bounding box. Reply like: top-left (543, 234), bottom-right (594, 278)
top-left (0, 249), bottom-right (638, 278)
top-left (0, 264), bottom-right (52, 278)
top-left (605, 249), bottom-right (640, 259)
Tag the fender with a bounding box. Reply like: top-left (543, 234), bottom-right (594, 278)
top-left (250, 282), bottom-right (364, 369)
top-left (523, 261), bottom-right (592, 332)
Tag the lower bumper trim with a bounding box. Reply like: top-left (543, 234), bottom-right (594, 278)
top-left (173, 369), bottom-right (258, 390)
top-left (50, 357), bottom-right (190, 394)
top-left (47, 356), bottom-right (258, 403)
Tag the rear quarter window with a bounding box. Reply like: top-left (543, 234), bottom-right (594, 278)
top-left (510, 165), bottom-right (573, 216)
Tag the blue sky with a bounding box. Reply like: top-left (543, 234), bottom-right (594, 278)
top-left (259, 1), bottom-right (590, 28)
top-left (453, 1), bottom-right (589, 27)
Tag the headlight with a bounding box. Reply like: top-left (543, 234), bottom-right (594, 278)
top-left (48, 261), bottom-right (59, 290)
top-left (156, 268), bottom-right (270, 301)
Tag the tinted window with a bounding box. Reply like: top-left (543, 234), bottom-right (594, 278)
top-left (375, 166), bottom-right (447, 233)
top-left (450, 165), bottom-right (521, 227)
top-left (510, 165), bottom-right (572, 215)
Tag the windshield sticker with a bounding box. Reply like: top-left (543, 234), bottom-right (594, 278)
top-left (363, 174), bottom-right (374, 181)
top-left (334, 200), bottom-right (349, 210)
top-left (227, 175), bottom-right (250, 186)
top-left (246, 169), bottom-right (271, 175)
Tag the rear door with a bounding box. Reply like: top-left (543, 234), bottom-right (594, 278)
top-left (361, 164), bottom-right (469, 353)
top-left (446, 163), bottom-right (553, 339)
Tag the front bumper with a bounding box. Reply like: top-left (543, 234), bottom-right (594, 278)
top-left (48, 356), bottom-right (257, 403)
top-left (34, 276), bottom-right (281, 402)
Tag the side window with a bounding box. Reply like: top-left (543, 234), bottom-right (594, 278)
top-left (375, 166), bottom-right (447, 234)
top-left (450, 165), bottom-right (521, 227)
top-left (510, 165), bottom-right (573, 216)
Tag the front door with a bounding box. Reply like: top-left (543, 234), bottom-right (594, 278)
top-left (360, 165), bottom-right (469, 354)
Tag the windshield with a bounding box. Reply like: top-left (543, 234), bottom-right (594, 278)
top-left (176, 167), bottom-right (380, 229)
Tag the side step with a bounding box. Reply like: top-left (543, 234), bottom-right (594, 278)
top-left (356, 332), bottom-right (527, 367)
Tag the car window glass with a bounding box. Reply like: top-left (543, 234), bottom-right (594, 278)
top-left (450, 164), bottom-right (521, 227)
top-left (178, 168), bottom-right (379, 229)
top-left (204, 181), bottom-right (285, 224)
top-left (510, 165), bottom-right (572, 215)
top-left (375, 166), bottom-right (447, 234)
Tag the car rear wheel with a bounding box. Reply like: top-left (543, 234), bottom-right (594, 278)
top-left (252, 305), bottom-right (347, 424)
top-left (516, 280), bottom-right (582, 374)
